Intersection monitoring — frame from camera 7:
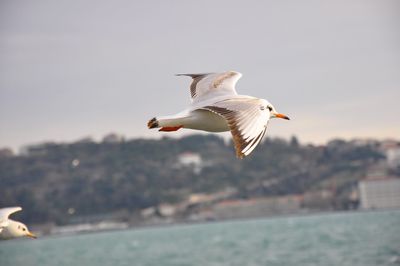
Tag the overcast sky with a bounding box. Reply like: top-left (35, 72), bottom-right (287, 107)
top-left (1, 0), bottom-right (399, 151)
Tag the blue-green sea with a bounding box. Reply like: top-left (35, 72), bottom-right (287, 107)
top-left (1, 211), bottom-right (399, 266)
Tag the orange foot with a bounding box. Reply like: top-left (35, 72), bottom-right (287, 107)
top-left (159, 126), bottom-right (183, 132)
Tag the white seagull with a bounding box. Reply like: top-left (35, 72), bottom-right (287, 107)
top-left (148, 71), bottom-right (290, 158)
top-left (0, 206), bottom-right (36, 240)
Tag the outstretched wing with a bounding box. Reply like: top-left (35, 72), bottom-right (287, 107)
top-left (0, 206), bottom-right (22, 220)
top-left (176, 71), bottom-right (242, 102)
top-left (201, 98), bottom-right (270, 158)
top-left (0, 207), bottom-right (22, 232)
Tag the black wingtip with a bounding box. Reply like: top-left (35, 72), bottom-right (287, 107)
top-left (175, 73), bottom-right (214, 78)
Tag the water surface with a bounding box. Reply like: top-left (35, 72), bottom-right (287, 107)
top-left (1, 211), bottom-right (399, 266)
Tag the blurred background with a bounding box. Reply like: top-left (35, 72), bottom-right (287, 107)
top-left (0, 1), bottom-right (399, 265)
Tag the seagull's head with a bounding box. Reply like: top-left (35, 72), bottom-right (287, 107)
top-left (11, 221), bottom-right (37, 239)
top-left (266, 103), bottom-right (290, 120)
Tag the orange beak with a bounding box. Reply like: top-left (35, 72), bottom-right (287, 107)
top-left (26, 231), bottom-right (37, 239)
top-left (275, 113), bottom-right (290, 120)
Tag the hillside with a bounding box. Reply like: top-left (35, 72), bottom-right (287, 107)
top-left (0, 134), bottom-right (395, 225)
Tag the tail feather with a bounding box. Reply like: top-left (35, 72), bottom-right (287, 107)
top-left (147, 117), bottom-right (159, 129)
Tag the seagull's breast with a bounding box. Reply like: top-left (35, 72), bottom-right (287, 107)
top-left (185, 109), bottom-right (230, 132)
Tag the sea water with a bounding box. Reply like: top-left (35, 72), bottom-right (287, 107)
top-left (1, 210), bottom-right (399, 266)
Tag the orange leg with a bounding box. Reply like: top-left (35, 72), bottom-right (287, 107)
top-left (159, 125), bottom-right (183, 132)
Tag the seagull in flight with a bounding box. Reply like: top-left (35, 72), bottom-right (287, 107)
top-left (148, 71), bottom-right (290, 158)
top-left (0, 207), bottom-right (36, 240)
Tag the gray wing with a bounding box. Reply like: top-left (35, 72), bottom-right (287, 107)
top-left (176, 71), bottom-right (242, 103)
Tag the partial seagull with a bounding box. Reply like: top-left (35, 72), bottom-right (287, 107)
top-left (0, 207), bottom-right (36, 240)
top-left (148, 71), bottom-right (290, 158)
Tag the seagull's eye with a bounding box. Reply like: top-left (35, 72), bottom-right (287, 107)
top-left (267, 106), bottom-right (273, 111)
top-left (23, 228), bottom-right (26, 231)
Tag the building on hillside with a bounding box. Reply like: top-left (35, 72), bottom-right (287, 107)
top-left (186, 188), bottom-right (237, 207)
top-left (386, 147), bottom-right (400, 168)
top-left (379, 140), bottom-right (400, 168)
top-left (177, 152), bottom-right (203, 174)
top-left (358, 177), bottom-right (400, 209)
top-left (302, 190), bottom-right (334, 210)
top-left (212, 196), bottom-right (302, 220)
top-left (157, 204), bottom-right (177, 217)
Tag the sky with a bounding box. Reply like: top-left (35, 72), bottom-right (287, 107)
top-left (1, 0), bottom-right (399, 151)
